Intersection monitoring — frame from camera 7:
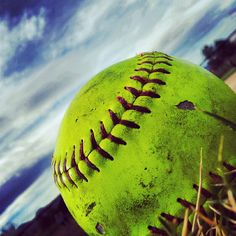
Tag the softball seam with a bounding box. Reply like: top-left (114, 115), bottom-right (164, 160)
top-left (53, 52), bottom-right (173, 189)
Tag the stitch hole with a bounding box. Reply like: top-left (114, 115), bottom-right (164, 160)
top-left (96, 223), bottom-right (105, 234)
top-left (85, 202), bottom-right (96, 217)
top-left (176, 100), bottom-right (195, 110)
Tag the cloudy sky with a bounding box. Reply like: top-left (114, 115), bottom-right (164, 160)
top-left (0, 0), bottom-right (236, 230)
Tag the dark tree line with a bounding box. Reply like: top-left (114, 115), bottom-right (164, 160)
top-left (202, 38), bottom-right (236, 74)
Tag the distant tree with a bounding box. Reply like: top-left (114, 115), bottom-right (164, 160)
top-left (215, 40), bottom-right (234, 54)
top-left (202, 45), bottom-right (215, 60)
top-left (202, 38), bottom-right (236, 71)
top-left (208, 57), bottom-right (223, 72)
top-left (214, 40), bottom-right (236, 66)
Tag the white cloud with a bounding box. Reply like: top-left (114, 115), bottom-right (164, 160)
top-left (0, 168), bottom-right (58, 229)
top-left (0, 8), bottom-right (45, 74)
top-left (218, 0), bottom-right (235, 10)
top-left (45, 0), bottom-right (226, 64)
top-left (0, 46), bottom-right (104, 185)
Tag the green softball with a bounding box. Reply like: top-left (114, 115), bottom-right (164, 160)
top-left (52, 52), bottom-right (236, 235)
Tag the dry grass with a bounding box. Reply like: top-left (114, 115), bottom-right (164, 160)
top-left (152, 136), bottom-right (236, 236)
top-left (225, 71), bottom-right (236, 93)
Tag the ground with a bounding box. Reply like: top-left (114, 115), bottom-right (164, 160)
top-left (225, 70), bottom-right (236, 93)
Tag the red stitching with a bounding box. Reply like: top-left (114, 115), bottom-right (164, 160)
top-left (90, 129), bottom-right (114, 160)
top-left (209, 171), bottom-right (223, 183)
top-left (147, 226), bottom-right (167, 236)
top-left (139, 55), bottom-right (173, 61)
top-left (124, 86), bottom-right (160, 98)
top-left (71, 148), bottom-right (88, 182)
top-left (177, 198), bottom-right (195, 209)
top-left (108, 109), bottom-right (120, 125)
top-left (80, 141), bottom-right (86, 160)
top-left (117, 96), bottom-right (151, 113)
top-left (120, 120), bottom-right (140, 129)
top-left (80, 140), bottom-right (100, 172)
top-left (223, 161), bottom-right (236, 171)
top-left (96, 146), bottom-right (114, 160)
top-left (160, 212), bottom-right (183, 225)
top-left (130, 75), bottom-right (166, 85)
top-left (57, 160), bottom-right (70, 190)
top-left (63, 158), bottom-right (78, 187)
top-left (53, 52), bottom-right (171, 188)
top-left (193, 184), bottom-right (212, 198)
top-left (138, 61), bottom-right (172, 66)
top-left (100, 121), bottom-right (126, 145)
top-left (135, 68), bottom-right (170, 74)
top-left (108, 109), bottom-right (140, 128)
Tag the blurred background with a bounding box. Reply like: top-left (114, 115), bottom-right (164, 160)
top-left (0, 0), bottom-right (236, 235)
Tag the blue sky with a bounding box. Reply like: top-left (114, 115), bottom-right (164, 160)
top-left (0, 0), bottom-right (236, 230)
